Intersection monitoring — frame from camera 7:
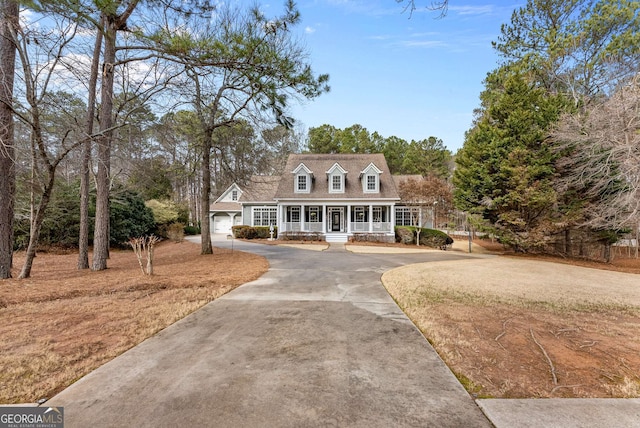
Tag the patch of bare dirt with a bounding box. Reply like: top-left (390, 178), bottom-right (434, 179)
top-left (0, 241), bottom-right (268, 404)
top-left (383, 242), bottom-right (640, 399)
top-left (407, 301), bottom-right (640, 398)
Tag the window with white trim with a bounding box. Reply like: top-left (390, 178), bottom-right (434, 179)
top-left (366, 174), bottom-right (378, 192)
top-left (231, 190), bottom-right (238, 201)
top-left (288, 206), bottom-right (301, 222)
top-left (253, 207), bottom-right (277, 226)
top-left (331, 174), bottom-right (343, 192)
top-left (296, 174), bottom-right (308, 192)
top-left (395, 207), bottom-right (413, 226)
top-left (308, 206), bottom-right (320, 222)
top-left (373, 206), bottom-right (382, 222)
top-left (354, 206), bottom-right (367, 223)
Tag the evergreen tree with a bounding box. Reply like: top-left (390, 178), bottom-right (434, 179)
top-left (454, 68), bottom-right (569, 251)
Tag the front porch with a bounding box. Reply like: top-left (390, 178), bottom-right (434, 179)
top-left (279, 204), bottom-right (395, 242)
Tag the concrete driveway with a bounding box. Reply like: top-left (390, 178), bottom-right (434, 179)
top-left (48, 236), bottom-right (492, 427)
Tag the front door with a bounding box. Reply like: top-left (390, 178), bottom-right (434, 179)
top-left (328, 207), bottom-right (344, 232)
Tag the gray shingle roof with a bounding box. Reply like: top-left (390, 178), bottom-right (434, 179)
top-left (238, 176), bottom-right (281, 203)
top-left (274, 154), bottom-right (400, 200)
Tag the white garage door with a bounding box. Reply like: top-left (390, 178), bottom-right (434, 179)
top-left (213, 216), bottom-right (232, 234)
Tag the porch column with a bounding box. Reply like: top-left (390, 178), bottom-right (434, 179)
top-left (229, 213), bottom-right (236, 231)
top-left (277, 205), bottom-right (283, 232)
top-left (347, 204), bottom-right (351, 233)
top-left (301, 204), bottom-right (306, 231)
top-left (389, 205), bottom-right (395, 233)
top-left (368, 205), bottom-right (373, 232)
top-left (322, 204), bottom-right (327, 234)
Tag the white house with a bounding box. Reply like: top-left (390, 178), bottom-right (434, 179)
top-left (210, 153), bottom-right (431, 242)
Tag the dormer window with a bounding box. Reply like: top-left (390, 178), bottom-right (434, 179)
top-left (292, 163), bottom-right (313, 193)
top-left (297, 174), bottom-right (308, 192)
top-left (361, 162), bottom-right (382, 193)
top-left (326, 162), bottom-right (347, 194)
top-left (331, 175), bottom-right (342, 192)
top-left (366, 175), bottom-right (377, 191)
top-left (231, 190), bottom-right (238, 201)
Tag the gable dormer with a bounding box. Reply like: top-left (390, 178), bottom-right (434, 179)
top-left (326, 162), bottom-right (347, 193)
top-left (292, 163), bottom-right (313, 193)
top-left (360, 162), bottom-right (382, 193)
top-left (216, 183), bottom-right (243, 203)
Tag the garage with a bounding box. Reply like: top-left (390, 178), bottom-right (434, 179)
top-left (213, 214), bottom-right (233, 234)
top-left (212, 212), bottom-right (243, 234)
top-left (213, 216), bottom-right (231, 234)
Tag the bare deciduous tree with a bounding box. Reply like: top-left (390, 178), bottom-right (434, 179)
top-left (397, 0), bottom-right (449, 17)
top-left (398, 175), bottom-right (453, 245)
top-left (554, 74), bottom-right (640, 237)
top-left (11, 16), bottom-right (87, 279)
top-left (129, 234), bottom-right (160, 275)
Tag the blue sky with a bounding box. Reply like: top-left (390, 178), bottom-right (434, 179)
top-left (280, 1), bottom-right (521, 152)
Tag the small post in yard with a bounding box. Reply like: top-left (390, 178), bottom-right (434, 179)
top-left (465, 214), bottom-right (473, 254)
top-left (269, 223), bottom-right (275, 241)
top-left (227, 233), bottom-right (234, 252)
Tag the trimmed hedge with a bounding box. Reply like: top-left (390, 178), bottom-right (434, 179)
top-left (350, 233), bottom-right (393, 243)
top-left (395, 226), bottom-right (453, 249)
top-left (232, 225), bottom-right (277, 239)
top-left (279, 231), bottom-right (324, 241)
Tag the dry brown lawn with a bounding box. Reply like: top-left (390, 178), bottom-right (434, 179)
top-left (0, 241), bottom-right (268, 404)
top-left (383, 241), bottom-right (640, 399)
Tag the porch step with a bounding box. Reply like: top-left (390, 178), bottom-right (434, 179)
top-left (325, 234), bottom-right (349, 243)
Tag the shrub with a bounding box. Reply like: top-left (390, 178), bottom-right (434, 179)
top-left (232, 225), bottom-right (277, 239)
top-left (418, 228), bottom-right (454, 249)
top-left (183, 225), bottom-right (200, 235)
top-left (145, 199), bottom-right (180, 226)
top-left (395, 227), bottom-right (414, 245)
top-left (395, 226), bottom-right (453, 249)
top-left (351, 233), bottom-right (393, 243)
top-left (165, 223), bottom-right (185, 242)
top-left (110, 190), bottom-right (156, 247)
top-left (279, 231), bottom-right (323, 241)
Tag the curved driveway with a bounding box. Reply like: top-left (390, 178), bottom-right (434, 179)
top-left (48, 237), bottom-right (492, 427)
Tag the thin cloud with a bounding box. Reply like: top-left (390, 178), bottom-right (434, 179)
top-left (369, 34), bottom-right (393, 41)
top-left (449, 5), bottom-right (495, 16)
top-left (305, 26), bottom-right (316, 34)
top-left (409, 31), bottom-right (441, 38)
top-left (399, 39), bottom-right (448, 48)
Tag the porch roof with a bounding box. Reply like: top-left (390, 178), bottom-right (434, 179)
top-left (210, 202), bottom-right (241, 212)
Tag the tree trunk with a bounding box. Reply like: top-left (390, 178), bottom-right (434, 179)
top-left (603, 242), bottom-right (612, 263)
top-left (78, 18), bottom-right (103, 270)
top-left (92, 17), bottom-right (116, 271)
top-left (0, 0), bottom-right (18, 279)
top-left (200, 130), bottom-right (212, 254)
top-left (19, 169), bottom-right (55, 279)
